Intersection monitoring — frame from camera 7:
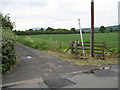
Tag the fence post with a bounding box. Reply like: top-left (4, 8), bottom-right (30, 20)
top-left (102, 41), bottom-right (106, 58)
top-left (59, 41), bottom-right (61, 49)
top-left (75, 41), bottom-right (78, 55)
top-left (56, 40), bottom-right (58, 49)
top-left (71, 41), bottom-right (74, 54)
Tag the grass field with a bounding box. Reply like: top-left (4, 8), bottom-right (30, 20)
top-left (17, 33), bottom-right (118, 50)
top-left (17, 33), bottom-right (118, 65)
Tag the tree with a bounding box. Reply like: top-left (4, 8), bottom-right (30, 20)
top-left (0, 13), bottom-right (14, 30)
top-left (46, 27), bottom-right (54, 31)
top-left (29, 28), bottom-right (33, 31)
top-left (40, 28), bottom-right (44, 31)
top-left (71, 28), bottom-right (76, 31)
top-left (109, 27), bottom-right (113, 32)
top-left (99, 26), bottom-right (106, 33)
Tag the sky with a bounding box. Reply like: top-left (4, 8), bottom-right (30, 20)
top-left (0, 0), bottom-right (119, 30)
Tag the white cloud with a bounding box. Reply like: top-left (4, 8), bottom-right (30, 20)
top-left (0, 0), bottom-right (119, 30)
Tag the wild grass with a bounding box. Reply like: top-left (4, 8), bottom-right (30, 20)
top-left (17, 33), bottom-right (118, 65)
top-left (44, 51), bottom-right (118, 65)
top-left (17, 36), bottom-right (63, 51)
top-left (17, 33), bottom-right (118, 51)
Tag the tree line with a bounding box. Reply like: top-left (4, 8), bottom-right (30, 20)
top-left (13, 26), bottom-right (119, 35)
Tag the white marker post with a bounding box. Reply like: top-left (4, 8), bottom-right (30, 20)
top-left (78, 19), bottom-right (85, 55)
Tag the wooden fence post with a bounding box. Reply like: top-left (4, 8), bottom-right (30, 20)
top-left (56, 40), bottom-right (58, 49)
top-left (75, 41), bottom-right (78, 55)
top-left (59, 41), bottom-right (61, 49)
top-left (71, 41), bottom-right (74, 54)
top-left (102, 41), bottom-right (106, 58)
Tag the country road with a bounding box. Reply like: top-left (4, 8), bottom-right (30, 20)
top-left (2, 42), bottom-right (119, 88)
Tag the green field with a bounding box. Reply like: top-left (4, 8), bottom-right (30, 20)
top-left (17, 33), bottom-right (118, 52)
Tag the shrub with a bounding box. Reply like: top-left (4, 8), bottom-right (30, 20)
top-left (0, 13), bottom-right (16, 73)
top-left (2, 28), bottom-right (16, 73)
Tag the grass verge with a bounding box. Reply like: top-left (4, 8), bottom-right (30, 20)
top-left (44, 51), bottom-right (118, 66)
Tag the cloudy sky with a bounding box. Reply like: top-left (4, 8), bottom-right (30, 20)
top-left (0, 0), bottom-right (119, 30)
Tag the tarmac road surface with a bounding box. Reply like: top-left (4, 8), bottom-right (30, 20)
top-left (2, 42), bottom-right (119, 89)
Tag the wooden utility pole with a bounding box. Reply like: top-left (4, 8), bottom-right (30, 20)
top-left (90, 0), bottom-right (94, 57)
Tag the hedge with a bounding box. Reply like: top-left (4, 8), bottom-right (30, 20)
top-left (2, 28), bottom-right (16, 73)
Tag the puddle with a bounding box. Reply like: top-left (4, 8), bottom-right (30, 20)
top-left (21, 55), bottom-right (32, 60)
top-left (27, 55), bottom-right (32, 59)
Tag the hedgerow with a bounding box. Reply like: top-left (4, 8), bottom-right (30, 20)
top-left (0, 13), bottom-right (16, 73)
top-left (2, 28), bottom-right (16, 73)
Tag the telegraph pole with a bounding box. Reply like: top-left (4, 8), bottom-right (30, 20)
top-left (90, 0), bottom-right (94, 57)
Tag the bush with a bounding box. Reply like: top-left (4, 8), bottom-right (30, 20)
top-left (2, 28), bottom-right (16, 73)
top-left (0, 13), bottom-right (16, 73)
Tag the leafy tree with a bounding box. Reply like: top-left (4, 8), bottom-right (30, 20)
top-left (46, 27), bottom-right (54, 31)
top-left (109, 27), bottom-right (113, 32)
top-left (71, 28), bottom-right (76, 31)
top-left (99, 26), bottom-right (106, 33)
top-left (0, 13), bottom-right (14, 30)
top-left (29, 28), bottom-right (33, 31)
top-left (40, 28), bottom-right (44, 31)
